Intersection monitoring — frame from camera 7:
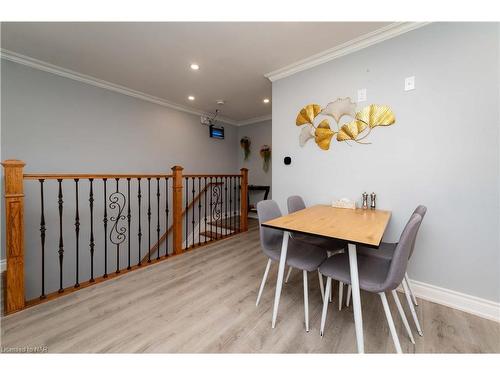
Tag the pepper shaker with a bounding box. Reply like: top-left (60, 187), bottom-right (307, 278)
top-left (370, 192), bottom-right (376, 210)
top-left (362, 192), bottom-right (369, 209)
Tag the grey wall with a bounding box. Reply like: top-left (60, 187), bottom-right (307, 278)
top-left (1, 60), bottom-right (239, 298)
top-left (237, 120), bottom-right (272, 206)
top-left (272, 23), bottom-right (500, 302)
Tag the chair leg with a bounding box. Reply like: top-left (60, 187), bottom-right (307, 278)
top-left (285, 267), bottom-right (293, 284)
top-left (402, 278), bottom-right (423, 336)
top-left (303, 270), bottom-right (309, 332)
top-left (346, 284), bottom-right (352, 307)
top-left (338, 282), bottom-right (344, 310)
top-left (326, 251), bottom-right (333, 302)
top-left (379, 292), bottom-right (402, 353)
top-left (391, 290), bottom-right (415, 344)
top-left (320, 277), bottom-right (332, 336)
top-left (256, 259), bottom-right (272, 306)
top-left (318, 270), bottom-right (325, 302)
top-left (405, 272), bottom-right (418, 306)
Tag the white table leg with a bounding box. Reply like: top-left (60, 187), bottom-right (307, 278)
top-left (271, 231), bottom-right (289, 328)
top-left (348, 243), bottom-right (364, 353)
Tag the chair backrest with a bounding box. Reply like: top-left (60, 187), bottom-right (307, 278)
top-left (287, 195), bottom-right (306, 214)
top-left (413, 205), bottom-right (427, 218)
top-left (382, 214), bottom-right (423, 291)
top-left (256, 200), bottom-right (283, 252)
top-left (409, 205), bottom-right (427, 259)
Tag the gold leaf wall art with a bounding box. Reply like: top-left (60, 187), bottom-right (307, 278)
top-left (294, 98), bottom-right (396, 151)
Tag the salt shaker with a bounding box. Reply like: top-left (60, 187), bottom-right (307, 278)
top-left (362, 192), bottom-right (369, 209)
top-left (370, 192), bottom-right (376, 209)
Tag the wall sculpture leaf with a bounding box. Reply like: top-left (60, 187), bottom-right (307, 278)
top-left (336, 120), bottom-right (368, 142)
top-left (314, 120), bottom-right (335, 150)
top-left (356, 104), bottom-right (395, 128)
top-left (299, 125), bottom-right (315, 147)
top-left (296, 104), bottom-right (322, 126)
top-left (320, 97), bottom-right (357, 123)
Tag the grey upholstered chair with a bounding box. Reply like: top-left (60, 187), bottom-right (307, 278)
top-left (319, 214), bottom-right (423, 353)
top-left (287, 195), bottom-right (346, 307)
top-left (346, 205), bottom-right (427, 335)
top-left (256, 200), bottom-right (328, 332)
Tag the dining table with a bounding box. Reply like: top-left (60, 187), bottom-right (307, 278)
top-left (261, 204), bottom-right (391, 353)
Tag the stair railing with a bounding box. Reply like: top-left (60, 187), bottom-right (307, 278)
top-left (1, 160), bottom-right (248, 315)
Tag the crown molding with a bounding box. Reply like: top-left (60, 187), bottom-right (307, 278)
top-left (0, 48), bottom-right (240, 126)
top-left (265, 22), bottom-right (431, 82)
top-left (234, 114), bottom-right (272, 126)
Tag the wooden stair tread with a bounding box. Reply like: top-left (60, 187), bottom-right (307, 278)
top-left (200, 231), bottom-right (219, 239)
top-left (208, 216), bottom-right (240, 230)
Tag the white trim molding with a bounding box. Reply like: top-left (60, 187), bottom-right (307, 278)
top-left (0, 259), bottom-right (6, 273)
top-left (0, 48), bottom-right (242, 126)
top-left (401, 279), bottom-right (500, 323)
top-left (235, 114), bottom-right (272, 126)
top-left (265, 22), bottom-right (431, 82)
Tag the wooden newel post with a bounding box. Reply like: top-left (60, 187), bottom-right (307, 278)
top-left (171, 166), bottom-right (184, 255)
top-left (2, 160), bottom-right (26, 314)
top-left (240, 168), bottom-right (248, 232)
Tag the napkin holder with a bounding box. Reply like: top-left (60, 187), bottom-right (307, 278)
top-left (331, 198), bottom-right (357, 209)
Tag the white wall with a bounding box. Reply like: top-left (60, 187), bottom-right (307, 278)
top-left (237, 119), bottom-right (272, 204)
top-left (272, 23), bottom-right (500, 302)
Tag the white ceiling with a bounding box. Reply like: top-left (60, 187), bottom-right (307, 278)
top-left (1, 22), bottom-right (391, 123)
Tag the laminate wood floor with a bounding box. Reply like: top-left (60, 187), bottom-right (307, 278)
top-left (1, 220), bottom-right (499, 353)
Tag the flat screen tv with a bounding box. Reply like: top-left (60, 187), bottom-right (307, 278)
top-left (209, 125), bottom-right (224, 139)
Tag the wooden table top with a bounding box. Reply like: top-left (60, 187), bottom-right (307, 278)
top-left (262, 205), bottom-right (391, 247)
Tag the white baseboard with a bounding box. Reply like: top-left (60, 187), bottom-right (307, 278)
top-left (402, 279), bottom-right (500, 323)
top-left (0, 259), bottom-right (5, 272)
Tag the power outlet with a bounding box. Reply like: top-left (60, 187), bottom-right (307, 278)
top-left (357, 88), bottom-right (367, 102)
top-left (405, 76), bottom-right (415, 91)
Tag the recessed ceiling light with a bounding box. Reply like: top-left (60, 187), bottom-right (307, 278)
top-left (263, 98), bottom-right (270, 104)
top-left (188, 96), bottom-right (195, 101)
top-left (190, 63), bottom-right (200, 70)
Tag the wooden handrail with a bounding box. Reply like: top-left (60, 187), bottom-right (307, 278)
top-left (24, 173), bottom-right (173, 180)
top-left (141, 181), bottom-right (223, 263)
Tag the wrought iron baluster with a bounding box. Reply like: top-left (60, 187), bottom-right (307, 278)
top-left (103, 178), bottom-right (108, 278)
top-left (108, 178), bottom-right (126, 274)
top-left (156, 177), bottom-right (160, 260)
top-left (191, 177), bottom-right (195, 247)
top-left (115, 178), bottom-right (121, 273)
top-left (217, 177), bottom-right (221, 239)
top-left (204, 177), bottom-right (207, 243)
top-left (137, 178), bottom-right (142, 266)
top-left (224, 177), bottom-right (228, 237)
top-left (57, 179), bottom-right (64, 293)
top-left (230, 177), bottom-right (233, 233)
top-left (198, 178), bottom-right (201, 246)
top-left (89, 179), bottom-right (95, 282)
top-left (210, 177), bottom-right (214, 241)
top-left (127, 178), bottom-right (131, 270)
top-left (147, 178), bottom-right (152, 263)
top-left (165, 177), bottom-right (169, 257)
top-left (185, 177), bottom-right (188, 249)
top-left (238, 177), bottom-right (241, 232)
top-left (39, 179), bottom-right (46, 299)
top-left (233, 176), bottom-right (237, 230)
top-left (74, 179), bottom-right (80, 288)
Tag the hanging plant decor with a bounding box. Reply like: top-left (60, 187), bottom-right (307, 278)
top-left (240, 136), bottom-right (251, 160)
top-left (295, 98), bottom-right (396, 150)
top-left (260, 145), bottom-right (271, 172)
